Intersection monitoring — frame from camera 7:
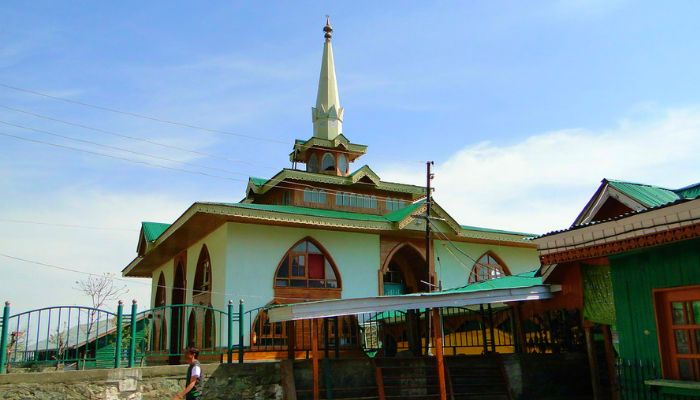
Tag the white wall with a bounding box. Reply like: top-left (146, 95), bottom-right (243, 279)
top-left (433, 240), bottom-right (539, 290)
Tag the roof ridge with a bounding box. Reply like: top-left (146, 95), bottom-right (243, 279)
top-left (606, 178), bottom-right (674, 191)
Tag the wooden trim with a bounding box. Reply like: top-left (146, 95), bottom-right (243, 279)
top-left (540, 222), bottom-right (700, 265)
top-left (602, 325), bottom-right (619, 400)
top-left (311, 318), bottom-right (320, 400)
top-left (272, 236), bottom-right (343, 291)
top-left (584, 323), bottom-right (602, 400)
top-left (653, 285), bottom-right (700, 380)
top-left (373, 359), bottom-right (386, 400)
top-left (468, 251), bottom-right (512, 283)
top-left (433, 309), bottom-right (447, 400)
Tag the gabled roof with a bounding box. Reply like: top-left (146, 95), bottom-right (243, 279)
top-left (137, 222), bottom-right (171, 256)
top-left (246, 167), bottom-right (426, 199)
top-left (290, 134), bottom-right (367, 162)
top-left (142, 222), bottom-right (171, 242)
top-left (573, 179), bottom-right (700, 226)
top-left (607, 180), bottom-right (682, 208)
top-left (124, 200), bottom-right (534, 277)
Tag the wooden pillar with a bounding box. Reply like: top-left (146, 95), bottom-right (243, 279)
top-left (287, 320), bottom-right (296, 360)
top-left (311, 318), bottom-right (320, 400)
top-left (432, 308), bottom-right (447, 400)
top-left (602, 325), bottom-right (619, 400)
top-left (584, 322), bottom-right (601, 400)
top-left (333, 317), bottom-right (340, 359)
top-left (323, 318), bottom-right (330, 359)
top-left (511, 304), bottom-right (527, 353)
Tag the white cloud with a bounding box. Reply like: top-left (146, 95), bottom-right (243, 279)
top-left (0, 190), bottom-right (189, 314)
top-left (379, 105), bottom-right (700, 234)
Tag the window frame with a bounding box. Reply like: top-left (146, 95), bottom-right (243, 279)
top-left (274, 238), bottom-right (341, 289)
top-left (468, 252), bottom-right (510, 283)
top-left (654, 285), bottom-right (700, 381)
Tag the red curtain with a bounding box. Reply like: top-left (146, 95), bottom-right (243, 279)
top-left (308, 254), bottom-right (324, 279)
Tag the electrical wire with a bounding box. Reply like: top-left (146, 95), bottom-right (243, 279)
top-left (0, 83), bottom-right (426, 163)
top-left (0, 218), bottom-right (137, 232)
top-left (0, 119), bottom-right (258, 178)
top-left (0, 104), bottom-right (273, 170)
top-left (0, 130), bottom-right (425, 205)
top-left (0, 252), bottom-right (317, 302)
top-left (0, 82), bottom-right (286, 144)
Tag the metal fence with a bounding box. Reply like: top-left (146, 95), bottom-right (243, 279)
top-left (614, 358), bottom-right (700, 400)
top-left (0, 300), bottom-right (244, 373)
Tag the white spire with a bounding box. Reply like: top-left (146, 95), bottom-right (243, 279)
top-left (312, 17), bottom-right (344, 140)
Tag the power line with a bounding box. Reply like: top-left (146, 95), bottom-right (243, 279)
top-left (0, 130), bottom-right (424, 205)
top-left (0, 218), bottom-right (137, 232)
top-left (0, 119), bottom-right (257, 179)
top-left (0, 82), bottom-right (287, 144)
top-left (0, 83), bottom-right (426, 162)
top-left (0, 252), bottom-right (315, 302)
top-left (0, 104), bottom-right (273, 170)
top-left (0, 105), bottom-right (422, 189)
top-left (0, 131), bottom-right (242, 182)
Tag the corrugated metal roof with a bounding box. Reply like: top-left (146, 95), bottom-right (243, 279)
top-left (141, 222), bottom-right (171, 242)
top-left (607, 180), bottom-right (680, 207)
top-left (220, 202), bottom-right (389, 222)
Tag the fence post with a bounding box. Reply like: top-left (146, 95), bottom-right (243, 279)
top-left (115, 301), bottom-right (123, 369)
top-left (0, 301), bottom-right (10, 374)
top-left (238, 299), bottom-right (244, 364)
top-left (128, 300), bottom-right (137, 368)
top-left (227, 300), bottom-right (233, 364)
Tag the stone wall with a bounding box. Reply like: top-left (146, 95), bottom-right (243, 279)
top-left (0, 362), bottom-right (283, 400)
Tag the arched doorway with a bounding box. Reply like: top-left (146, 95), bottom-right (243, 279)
top-left (170, 260), bottom-right (186, 363)
top-left (382, 243), bottom-right (428, 295)
top-left (381, 243), bottom-right (428, 356)
top-left (153, 273), bottom-right (168, 352)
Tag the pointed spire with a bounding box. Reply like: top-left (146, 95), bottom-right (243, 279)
top-left (312, 16), bottom-right (343, 140)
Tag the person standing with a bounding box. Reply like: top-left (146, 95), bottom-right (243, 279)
top-left (173, 347), bottom-right (203, 400)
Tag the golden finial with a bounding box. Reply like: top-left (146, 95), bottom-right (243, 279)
top-left (324, 15), bottom-right (333, 41)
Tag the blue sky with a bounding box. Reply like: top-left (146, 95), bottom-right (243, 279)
top-left (1, 1), bottom-right (700, 312)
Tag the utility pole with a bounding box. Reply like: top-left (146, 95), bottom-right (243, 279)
top-left (425, 161), bottom-right (434, 357)
top-left (425, 161), bottom-right (434, 289)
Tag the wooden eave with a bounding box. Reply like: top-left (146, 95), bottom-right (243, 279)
top-left (573, 180), bottom-right (645, 226)
top-left (122, 202), bottom-right (394, 278)
top-left (289, 135), bottom-right (368, 163)
top-left (535, 198), bottom-right (700, 265)
top-left (123, 201), bottom-right (536, 278)
top-left (247, 168), bottom-right (426, 198)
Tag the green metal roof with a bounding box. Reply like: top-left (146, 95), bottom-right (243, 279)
top-left (141, 222), bottom-right (171, 242)
top-left (249, 177), bottom-right (268, 187)
top-left (607, 180), bottom-right (681, 207)
top-left (439, 270), bottom-right (541, 295)
top-left (676, 183), bottom-right (700, 200)
top-left (384, 201), bottom-right (424, 222)
top-left (459, 224), bottom-right (536, 238)
top-left (221, 202), bottom-right (389, 222)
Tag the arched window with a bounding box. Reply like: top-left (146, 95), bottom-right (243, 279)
top-left (469, 252), bottom-right (509, 283)
top-left (274, 239), bottom-right (340, 289)
top-left (203, 308), bottom-right (215, 349)
top-left (322, 153), bottom-right (335, 172)
top-left (307, 153), bottom-right (319, 172)
top-left (155, 272), bottom-right (166, 306)
top-left (337, 154), bottom-right (348, 175)
top-left (186, 310), bottom-right (197, 348)
top-left (193, 245), bottom-right (212, 295)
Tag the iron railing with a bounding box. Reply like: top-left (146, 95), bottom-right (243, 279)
top-left (0, 300), bottom-right (244, 373)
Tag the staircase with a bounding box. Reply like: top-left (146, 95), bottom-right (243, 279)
top-left (445, 355), bottom-right (511, 400)
top-left (294, 356), bottom-right (512, 400)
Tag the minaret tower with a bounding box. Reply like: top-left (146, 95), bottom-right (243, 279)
top-left (312, 16), bottom-right (344, 140)
top-left (289, 18), bottom-right (367, 176)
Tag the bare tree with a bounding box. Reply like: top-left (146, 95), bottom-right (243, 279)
top-left (74, 273), bottom-right (127, 368)
top-left (49, 322), bottom-right (67, 370)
